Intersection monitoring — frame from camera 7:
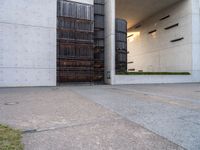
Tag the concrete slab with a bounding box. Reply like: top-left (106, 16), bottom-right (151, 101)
top-left (0, 85), bottom-right (185, 150)
top-left (23, 119), bottom-right (183, 150)
top-left (70, 84), bottom-right (200, 150)
top-left (0, 87), bottom-right (120, 131)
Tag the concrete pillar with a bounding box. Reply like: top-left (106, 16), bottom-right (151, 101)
top-left (191, 0), bottom-right (200, 80)
top-left (104, 0), bottom-right (115, 84)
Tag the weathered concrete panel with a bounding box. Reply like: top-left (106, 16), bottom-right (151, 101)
top-left (0, 0), bottom-right (56, 87)
top-left (0, 23), bottom-right (56, 69)
top-left (0, 0), bottom-right (56, 28)
top-left (0, 68), bottom-right (56, 87)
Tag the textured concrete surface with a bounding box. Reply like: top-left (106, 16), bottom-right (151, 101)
top-left (104, 0), bottom-right (116, 84)
top-left (127, 0), bottom-right (193, 73)
top-left (71, 83), bottom-right (200, 150)
top-left (0, 0), bottom-right (57, 87)
top-left (0, 85), bottom-right (188, 150)
top-left (111, 0), bottom-right (200, 85)
top-left (23, 119), bottom-right (182, 150)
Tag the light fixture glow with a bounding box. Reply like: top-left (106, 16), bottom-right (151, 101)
top-left (127, 32), bottom-right (140, 42)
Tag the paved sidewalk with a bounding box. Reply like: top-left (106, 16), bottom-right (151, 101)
top-left (70, 84), bottom-right (200, 150)
top-left (0, 84), bottom-right (199, 149)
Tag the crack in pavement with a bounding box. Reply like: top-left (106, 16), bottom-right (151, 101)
top-left (22, 118), bottom-right (122, 134)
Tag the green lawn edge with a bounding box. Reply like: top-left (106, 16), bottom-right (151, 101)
top-left (0, 124), bottom-right (23, 150)
top-left (117, 72), bottom-right (191, 75)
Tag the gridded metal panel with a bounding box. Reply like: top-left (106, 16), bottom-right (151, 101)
top-left (94, 15), bottom-right (104, 29)
top-left (116, 42), bottom-right (127, 50)
top-left (115, 19), bottom-right (128, 73)
top-left (94, 30), bottom-right (104, 39)
top-left (116, 32), bottom-right (127, 42)
top-left (94, 0), bottom-right (105, 4)
top-left (57, 0), bottom-right (94, 20)
top-left (57, 0), bottom-right (94, 83)
top-left (94, 3), bottom-right (104, 15)
top-left (93, 0), bottom-right (105, 83)
top-left (116, 19), bottom-right (127, 33)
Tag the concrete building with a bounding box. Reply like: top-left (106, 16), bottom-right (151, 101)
top-left (0, 0), bottom-right (200, 87)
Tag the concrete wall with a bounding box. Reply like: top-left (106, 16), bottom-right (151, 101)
top-left (0, 0), bottom-right (94, 87)
top-left (0, 0), bottom-right (57, 87)
top-left (0, 0), bottom-right (199, 86)
top-left (127, 0), bottom-right (193, 73)
top-left (112, 0), bottom-right (200, 84)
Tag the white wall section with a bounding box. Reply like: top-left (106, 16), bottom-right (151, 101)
top-left (127, 0), bottom-right (193, 73)
top-left (0, 0), bottom-right (57, 87)
top-left (113, 0), bottom-right (200, 85)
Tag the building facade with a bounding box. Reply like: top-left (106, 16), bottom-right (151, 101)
top-left (0, 0), bottom-right (200, 87)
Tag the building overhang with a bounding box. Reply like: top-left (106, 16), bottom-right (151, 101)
top-left (116, 0), bottom-right (182, 29)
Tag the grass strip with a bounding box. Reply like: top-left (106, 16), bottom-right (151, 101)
top-left (0, 124), bottom-right (23, 150)
top-left (117, 72), bottom-right (191, 75)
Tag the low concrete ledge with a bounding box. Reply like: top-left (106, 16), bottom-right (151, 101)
top-left (113, 71), bottom-right (200, 85)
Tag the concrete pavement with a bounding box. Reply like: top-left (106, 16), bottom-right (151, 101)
top-left (70, 84), bottom-right (200, 150)
top-left (0, 84), bottom-right (199, 149)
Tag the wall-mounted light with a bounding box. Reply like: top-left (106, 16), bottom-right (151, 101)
top-left (127, 32), bottom-right (140, 42)
top-left (148, 30), bottom-right (157, 34)
top-left (127, 34), bottom-right (134, 38)
top-left (148, 30), bottom-right (157, 38)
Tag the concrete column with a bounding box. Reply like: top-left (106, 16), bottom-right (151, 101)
top-left (191, 0), bottom-right (200, 80)
top-left (104, 0), bottom-right (115, 84)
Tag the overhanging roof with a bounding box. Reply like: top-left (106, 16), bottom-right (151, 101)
top-left (116, 0), bottom-right (182, 29)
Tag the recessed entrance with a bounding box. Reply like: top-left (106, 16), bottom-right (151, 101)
top-left (57, 0), bottom-right (105, 84)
